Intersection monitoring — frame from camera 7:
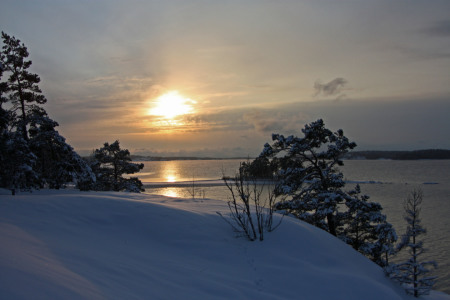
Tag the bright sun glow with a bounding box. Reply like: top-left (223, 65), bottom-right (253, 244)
top-left (166, 175), bottom-right (176, 182)
top-left (149, 91), bottom-right (196, 119)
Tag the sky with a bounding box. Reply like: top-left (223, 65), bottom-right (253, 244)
top-left (1, 0), bottom-right (450, 157)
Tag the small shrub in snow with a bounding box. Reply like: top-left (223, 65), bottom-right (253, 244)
top-left (219, 165), bottom-right (282, 241)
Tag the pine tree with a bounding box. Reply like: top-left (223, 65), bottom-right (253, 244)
top-left (0, 32), bottom-right (95, 193)
top-left (0, 32), bottom-right (47, 141)
top-left (0, 131), bottom-right (39, 194)
top-left (259, 119), bottom-right (356, 236)
top-left (387, 189), bottom-right (437, 297)
top-left (0, 55), bottom-right (39, 194)
top-left (340, 184), bottom-right (397, 266)
top-left (28, 106), bottom-right (95, 189)
top-left (0, 59), bottom-right (7, 115)
top-left (0, 32), bottom-right (46, 192)
top-left (92, 140), bottom-right (144, 192)
top-left (0, 60), bottom-right (8, 172)
top-left (372, 221), bottom-right (398, 267)
top-left (0, 58), bottom-right (9, 185)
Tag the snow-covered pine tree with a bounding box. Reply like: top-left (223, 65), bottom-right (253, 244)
top-left (0, 56), bottom-right (39, 194)
top-left (0, 131), bottom-right (39, 195)
top-left (387, 188), bottom-right (437, 297)
top-left (0, 32), bottom-right (95, 193)
top-left (92, 140), bottom-right (144, 192)
top-left (259, 119), bottom-right (356, 236)
top-left (372, 221), bottom-right (398, 267)
top-left (28, 106), bottom-right (95, 189)
top-left (339, 184), bottom-right (397, 266)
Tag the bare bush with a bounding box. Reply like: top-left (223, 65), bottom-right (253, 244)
top-left (184, 174), bottom-right (206, 200)
top-left (218, 166), bottom-right (283, 241)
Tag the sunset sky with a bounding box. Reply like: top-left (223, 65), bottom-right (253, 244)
top-left (2, 1), bottom-right (450, 157)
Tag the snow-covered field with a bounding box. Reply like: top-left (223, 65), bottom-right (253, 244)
top-left (1, 190), bottom-right (448, 300)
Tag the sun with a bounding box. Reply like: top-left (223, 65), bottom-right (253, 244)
top-left (149, 91), bottom-right (196, 119)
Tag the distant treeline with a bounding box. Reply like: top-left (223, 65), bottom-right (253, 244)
top-left (344, 149), bottom-right (450, 160)
top-left (130, 155), bottom-right (246, 161)
top-left (131, 150), bottom-right (450, 161)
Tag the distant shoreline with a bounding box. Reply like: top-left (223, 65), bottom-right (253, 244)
top-left (131, 149), bottom-right (450, 161)
top-left (130, 156), bottom-right (248, 161)
top-left (344, 149), bottom-right (450, 160)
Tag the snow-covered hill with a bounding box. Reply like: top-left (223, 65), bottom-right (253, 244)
top-left (1, 190), bottom-right (448, 300)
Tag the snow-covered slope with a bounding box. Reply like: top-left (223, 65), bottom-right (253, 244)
top-left (0, 190), bottom-right (448, 300)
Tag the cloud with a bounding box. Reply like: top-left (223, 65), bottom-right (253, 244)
top-left (424, 20), bottom-right (450, 37)
top-left (314, 77), bottom-right (348, 98)
top-left (243, 110), bottom-right (280, 133)
top-left (393, 45), bottom-right (450, 61)
top-left (243, 109), bottom-right (309, 135)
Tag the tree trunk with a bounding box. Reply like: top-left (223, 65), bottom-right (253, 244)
top-left (413, 228), bottom-right (418, 297)
top-left (20, 101), bottom-right (28, 141)
top-left (113, 160), bottom-right (119, 191)
top-left (327, 213), bottom-right (337, 236)
top-left (16, 69), bottom-right (29, 141)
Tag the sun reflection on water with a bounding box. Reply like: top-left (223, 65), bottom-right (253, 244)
top-left (161, 188), bottom-right (182, 198)
top-left (162, 161), bottom-right (180, 183)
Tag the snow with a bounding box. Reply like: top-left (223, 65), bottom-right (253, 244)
top-left (1, 189), bottom-right (449, 300)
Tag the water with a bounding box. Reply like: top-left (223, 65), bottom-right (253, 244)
top-left (341, 160), bottom-right (450, 294)
top-left (137, 159), bottom-right (242, 183)
top-left (138, 159), bottom-right (450, 294)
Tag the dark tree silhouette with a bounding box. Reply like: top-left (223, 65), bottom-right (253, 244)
top-left (0, 32), bottom-right (94, 193)
top-left (92, 140), bottom-right (144, 192)
top-left (0, 32), bottom-right (47, 141)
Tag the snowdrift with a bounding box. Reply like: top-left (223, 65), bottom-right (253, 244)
top-left (1, 190), bottom-right (448, 300)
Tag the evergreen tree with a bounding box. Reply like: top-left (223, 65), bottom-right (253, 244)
top-left (0, 59), bottom-right (8, 181)
top-left (387, 189), bottom-right (437, 297)
top-left (0, 32), bottom-right (46, 192)
top-left (0, 131), bottom-right (39, 194)
top-left (259, 119), bottom-right (356, 236)
top-left (28, 106), bottom-right (95, 189)
top-left (0, 60), bottom-right (7, 119)
top-left (0, 60), bottom-right (8, 174)
top-left (239, 156), bottom-right (276, 179)
top-left (92, 140), bottom-right (144, 192)
top-left (0, 32), bottom-right (47, 141)
top-left (0, 53), bottom-right (39, 193)
top-left (373, 221), bottom-right (397, 267)
top-left (0, 32), bottom-right (94, 193)
top-left (339, 184), bottom-right (397, 266)
top-left (253, 119), bottom-right (398, 265)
